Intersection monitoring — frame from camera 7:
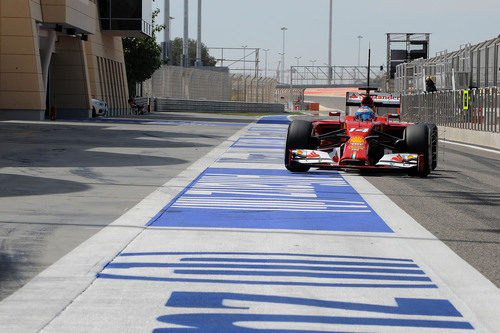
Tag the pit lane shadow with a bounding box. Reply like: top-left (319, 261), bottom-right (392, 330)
top-left (0, 174), bottom-right (90, 197)
top-left (0, 122), bottom-right (210, 169)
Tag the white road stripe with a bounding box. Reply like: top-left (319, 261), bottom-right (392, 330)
top-left (440, 139), bottom-right (500, 154)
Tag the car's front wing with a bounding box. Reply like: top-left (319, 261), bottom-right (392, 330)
top-left (290, 149), bottom-right (419, 169)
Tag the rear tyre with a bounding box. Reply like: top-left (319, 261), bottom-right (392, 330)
top-left (427, 123), bottom-right (438, 170)
top-left (285, 120), bottom-right (314, 172)
top-left (92, 107), bottom-right (97, 118)
top-left (405, 124), bottom-right (432, 177)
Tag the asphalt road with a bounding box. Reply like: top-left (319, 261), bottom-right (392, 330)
top-left (0, 112), bottom-right (254, 301)
top-left (1, 109), bottom-right (498, 305)
top-left (299, 94), bottom-right (500, 286)
top-left (362, 141), bottom-right (500, 286)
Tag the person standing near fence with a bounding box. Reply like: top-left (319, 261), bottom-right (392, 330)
top-left (425, 77), bottom-right (437, 93)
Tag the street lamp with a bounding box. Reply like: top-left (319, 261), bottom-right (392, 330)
top-left (242, 45), bottom-right (248, 102)
top-left (195, 0), bottom-right (203, 67)
top-left (242, 45), bottom-right (248, 77)
top-left (281, 27), bottom-right (288, 83)
top-left (294, 56), bottom-right (301, 66)
top-left (357, 35), bottom-right (363, 67)
top-left (263, 48), bottom-right (269, 77)
top-left (182, 0), bottom-right (189, 67)
top-left (328, 0), bottom-right (333, 84)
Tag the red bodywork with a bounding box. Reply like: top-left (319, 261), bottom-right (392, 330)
top-left (311, 115), bottom-right (409, 167)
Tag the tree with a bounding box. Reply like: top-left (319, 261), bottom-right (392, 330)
top-left (123, 1), bottom-right (164, 97)
top-left (170, 37), bottom-right (216, 67)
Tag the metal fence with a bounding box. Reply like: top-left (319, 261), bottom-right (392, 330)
top-left (396, 36), bottom-right (500, 93)
top-left (141, 65), bottom-right (232, 101)
top-left (141, 66), bottom-right (277, 103)
top-left (401, 87), bottom-right (499, 133)
top-left (231, 74), bottom-right (277, 103)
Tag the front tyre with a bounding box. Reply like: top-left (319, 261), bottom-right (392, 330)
top-left (285, 120), bottom-right (314, 172)
top-left (405, 124), bottom-right (432, 177)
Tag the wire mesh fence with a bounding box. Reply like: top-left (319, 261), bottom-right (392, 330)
top-left (231, 74), bottom-right (277, 103)
top-left (141, 66), bottom-right (232, 101)
top-left (401, 87), bottom-right (499, 133)
top-left (395, 36), bottom-right (500, 93)
top-left (140, 66), bottom-right (278, 103)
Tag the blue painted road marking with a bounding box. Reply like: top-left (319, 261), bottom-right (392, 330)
top-left (166, 292), bottom-right (462, 316)
top-left (256, 115), bottom-right (291, 124)
top-left (152, 292), bottom-right (472, 331)
top-left (98, 252), bottom-right (437, 289)
top-left (149, 168), bottom-right (392, 232)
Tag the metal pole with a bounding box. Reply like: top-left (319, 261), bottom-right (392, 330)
top-left (328, 0), bottom-right (333, 85)
top-left (163, 0), bottom-right (170, 63)
top-left (281, 27), bottom-right (287, 83)
top-left (255, 48), bottom-right (260, 78)
top-left (367, 46), bottom-right (371, 87)
top-left (182, 0), bottom-right (189, 67)
top-left (242, 45), bottom-right (247, 77)
top-left (242, 45), bottom-right (247, 101)
top-left (263, 49), bottom-right (269, 77)
top-left (195, 0), bottom-right (202, 67)
top-left (357, 35), bottom-right (363, 67)
top-left (294, 56), bottom-right (301, 66)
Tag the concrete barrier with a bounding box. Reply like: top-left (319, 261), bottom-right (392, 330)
top-left (153, 98), bottom-right (285, 113)
top-left (439, 126), bottom-right (500, 150)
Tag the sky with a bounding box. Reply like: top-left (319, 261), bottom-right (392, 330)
top-left (154, 0), bottom-right (500, 76)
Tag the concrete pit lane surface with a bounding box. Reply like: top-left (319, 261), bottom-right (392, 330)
top-left (0, 113), bottom-right (254, 301)
top-left (0, 114), bottom-right (498, 332)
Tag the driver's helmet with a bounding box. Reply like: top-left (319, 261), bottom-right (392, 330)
top-left (361, 96), bottom-right (375, 108)
top-left (355, 106), bottom-right (376, 121)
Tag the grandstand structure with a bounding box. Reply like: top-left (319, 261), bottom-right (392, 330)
top-left (395, 36), bottom-right (500, 93)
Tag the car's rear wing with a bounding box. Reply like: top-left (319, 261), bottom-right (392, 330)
top-left (346, 92), bottom-right (401, 108)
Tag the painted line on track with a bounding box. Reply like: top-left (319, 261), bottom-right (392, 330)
top-left (440, 139), bottom-right (500, 154)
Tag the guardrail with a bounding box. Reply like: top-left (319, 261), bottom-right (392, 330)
top-left (153, 98), bottom-right (285, 113)
top-left (400, 87), bottom-right (499, 133)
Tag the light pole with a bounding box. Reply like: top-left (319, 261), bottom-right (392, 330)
top-left (294, 56), bottom-right (301, 66)
top-left (242, 45), bottom-right (248, 77)
top-left (281, 27), bottom-right (287, 83)
top-left (242, 45), bottom-right (248, 101)
top-left (328, 0), bottom-right (333, 84)
top-left (357, 35), bottom-right (363, 67)
top-left (182, 0), bottom-right (189, 67)
top-left (195, 0), bottom-right (203, 67)
top-left (163, 0), bottom-right (170, 64)
top-left (263, 48), bottom-right (269, 77)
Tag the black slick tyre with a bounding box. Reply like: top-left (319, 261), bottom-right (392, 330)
top-left (285, 120), bottom-right (314, 172)
top-left (405, 124), bottom-right (432, 177)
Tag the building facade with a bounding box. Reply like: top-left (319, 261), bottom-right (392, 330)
top-left (0, 0), bottom-right (151, 120)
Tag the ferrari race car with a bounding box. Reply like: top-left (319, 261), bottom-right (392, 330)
top-left (285, 92), bottom-right (438, 177)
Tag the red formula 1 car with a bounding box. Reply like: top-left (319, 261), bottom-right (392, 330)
top-left (285, 91), bottom-right (438, 177)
